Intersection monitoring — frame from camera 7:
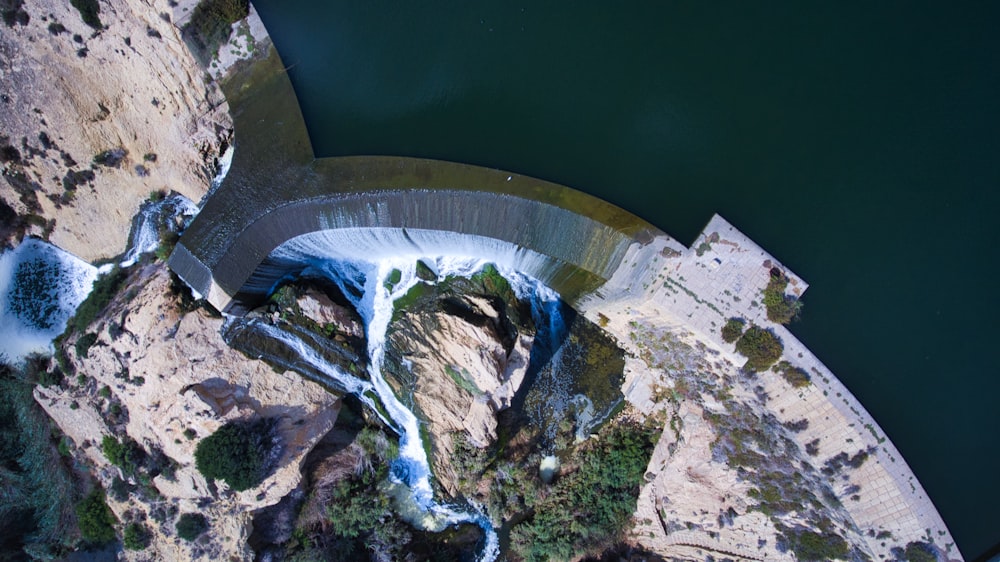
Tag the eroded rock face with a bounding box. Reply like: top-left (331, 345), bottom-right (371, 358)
top-left (34, 264), bottom-right (339, 561)
top-left (386, 282), bottom-right (534, 496)
top-left (0, 0), bottom-right (231, 260)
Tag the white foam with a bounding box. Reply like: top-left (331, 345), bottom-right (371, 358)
top-left (0, 239), bottom-right (98, 363)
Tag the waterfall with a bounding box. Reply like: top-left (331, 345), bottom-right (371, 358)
top-left (120, 193), bottom-right (199, 267)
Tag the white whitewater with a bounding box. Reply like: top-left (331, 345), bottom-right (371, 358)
top-left (1, 194), bottom-right (200, 363)
top-left (120, 193), bottom-right (199, 267)
top-left (257, 245), bottom-right (572, 561)
top-left (0, 238), bottom-right (98, 362)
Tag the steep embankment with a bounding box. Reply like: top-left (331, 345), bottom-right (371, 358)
top-left (0, 0), bottom-right (231, 261)
top-left (36, 264), bottom-right (339, 560)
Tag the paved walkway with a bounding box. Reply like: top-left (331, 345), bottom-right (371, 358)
top-left (579, 214), bottom-right (961, 561)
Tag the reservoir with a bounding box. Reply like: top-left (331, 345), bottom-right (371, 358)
top-left (249, 2), bottom-right (999, 557)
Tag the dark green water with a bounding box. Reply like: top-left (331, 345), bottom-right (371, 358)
top-left (251, 2), bottom-right (999, 558)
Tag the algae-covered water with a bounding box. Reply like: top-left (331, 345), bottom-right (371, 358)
top-left (250, 2), bottom-right (1000, 557)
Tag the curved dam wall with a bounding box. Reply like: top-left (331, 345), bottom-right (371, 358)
top-left (168, 44), bottom-right (655, 313)
top-left (172, 187), bottom-right (640, 312)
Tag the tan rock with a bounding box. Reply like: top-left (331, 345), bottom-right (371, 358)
top-left (297, 287), bottom-right (364, 339)
top-left (0, 0), bottom-right (231, 261)
top-left (388, 297), bottom-right (533, 495)
top-left (37, 264), bottom-right (340, 561)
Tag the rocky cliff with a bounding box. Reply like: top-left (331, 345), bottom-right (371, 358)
top-left (384, 272), bottom-right (534, 497)
top-left (0, 0), bottom-right (232, 261)
top-left (36, 263), bottom-right (339, 561)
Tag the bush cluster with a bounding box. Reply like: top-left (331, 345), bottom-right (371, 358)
top-left (721, 317), bottom-right (745, 343)
top-left (0, 363), bottom-right (79, 556)
top-left (194, 418), bottom-right (275, 491)
top-left (734, 325), bottom-right (783, 372)
top-left (101, 435), bottom-right (145, 476)
top-left (65, 266), bottom-right (128, 336)
top-left (122, 522), bottom-right (150, 550)
top-left (763, 269), bottom-right (803, 324)
top-left (773, 360), bottom-right (811, 388)
top-left (69, 0), bottom-right (101, 29)
top-left (509, 421), bottom-right (657, 561)
top-left (176, 513), bottom-right (208, 541)
top-left (75, 489), bottom-right (116, 544)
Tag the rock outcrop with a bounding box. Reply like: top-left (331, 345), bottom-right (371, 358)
top-left (0, 0), bottom-right (232, 260)
top-left (34, 263), bottom-right (339, 561)
top-left (386, 282), bottom-right (533, 496)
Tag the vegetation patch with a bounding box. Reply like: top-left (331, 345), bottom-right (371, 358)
top-left (444, 364), bottom-right (482, 397)
top-left (0, 361), bottom-right (80, 557)
top-left (776, 524), bottom-right (849, 561)
top-left (176, 513), bottom-right (208, 541)
top-left (194, 418), bottom-right (277, 491)
top-left (64, 266), bottom-right (128, 336)
top-left (734, 324), bottom-right (784, 371)
top-left (721, 317), bottom-right (745, 343)
top-left (92, 148), bottom-right (127, 168)
top-left (773, 360), bottom-right (811, 388)
top-left (122, 522), bottom-right (150, 550)
top-left (181, 0), bottom-right (250, 66)
top-left (75, 489), bottom-right (116, 544)
top-left (69, 0), bottom-right (101, 29)
top-left (508, 420), bottom-right (657, 561)
top-left (1, 0), bottom-right (29, 27)
top-left (763, 268), bottom-right (803, 324)
top-left (101, 434), bottom-right (146, 477)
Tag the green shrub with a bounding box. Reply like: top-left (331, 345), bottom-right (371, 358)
top-left (176, 513), bottom-right (208, 541)
top-left (122, 522), bottom-right (150, 550)
top-left (779, 527), bottom-right (849, 561)
top-left (0, 367), bottom-right (79, 556)
top-left (773, 360), bottom-right (811, 388)
top-left (101, 435), bottom-right (145, 476)
top-left (66, 266), bottom-right (128, 336)
top-left (721, 317), bottom-right (745, 343)
top-left (194, 418), bottom-right (275, 491)
top-left (75, 332), bottom-right (99, 358)
top-left (69, 0), bottom-right (101, 29)
top-left (763, 269), bottom-right (803, 324)
top-left (154, 227), bottom-right (180, 262)
top-left (509, 421), bottom-right (657, 561)
top-left (324, 468), bottom-right (390, 539)
top-left (181, 0), bottom-right (250, 66)
top-left (903, 541), bottom-right (937, 562)
top-left (735, 325), bottom-right (783, 372)
top-left (75, 489), bottom-right (116, 544)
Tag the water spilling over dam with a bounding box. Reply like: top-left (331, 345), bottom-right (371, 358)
top-left (165, 31), bottom-right (962, 562)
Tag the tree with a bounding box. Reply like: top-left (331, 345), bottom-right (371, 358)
top-left (176, 513), bottom-right (208, 541)
top-left (194, 418), bottom-right (275, 491)
top-left (735, 325), bottom-right (783, 372)
top-left (721, 317), bottom-right (745, 343)
top-left (122, 522), bottom-right (150, 550)
top-left (75, 490), bottom-right (116, 544)
top-left (763, 269), bottom-right (803, 324)
top-left (101, 434), bottom-right (145, 476)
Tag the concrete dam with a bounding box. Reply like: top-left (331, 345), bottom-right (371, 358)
top-left (167, 36), bottom-right (960, 561)
top-left (169, 48), bottom-right (656, 313)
